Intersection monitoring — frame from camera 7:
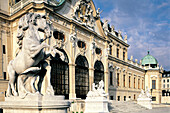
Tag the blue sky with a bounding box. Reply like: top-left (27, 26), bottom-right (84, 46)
top-left (93, 0), bottom-right (170, 71)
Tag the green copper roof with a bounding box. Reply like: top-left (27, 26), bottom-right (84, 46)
top-left (56, 0), bottom-right (65, 6)
top-left (141, 51), bottom-right (158, 65)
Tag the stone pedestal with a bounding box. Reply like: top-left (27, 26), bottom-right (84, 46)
top-left (137, 98), bottom-right (152, 109)
top-left (0, 93), bottom-right (71, 113)
top-left (84, 96), bottom-right (109, 113)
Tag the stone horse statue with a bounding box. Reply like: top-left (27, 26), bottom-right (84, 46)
top-left (6, 13), bottom-right (64, 98)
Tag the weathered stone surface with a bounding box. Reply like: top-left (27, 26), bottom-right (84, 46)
top-left (137, 89), bottom-right (152, 109)
top-left (84, 80), bottom-right (109, 113)
top-left (0, 94), bottom-right (71, 113)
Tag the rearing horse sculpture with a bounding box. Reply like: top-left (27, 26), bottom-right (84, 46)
top-left (6, 13), bottom-right (64, 97)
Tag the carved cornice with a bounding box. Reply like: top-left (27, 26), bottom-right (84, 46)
top-left (108, 55), bottom-right (145, 73)
top-left (107, 32), bottom-right (129, 47)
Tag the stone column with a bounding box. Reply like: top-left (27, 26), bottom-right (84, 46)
top-left (69, 63), bottom-right (76, 99)
top-left (89, 68), bottom-right (94, 91)
top-left (0, 26), bottom-right (3, 79)
top-left (104, 71), bottom-right (109, 94)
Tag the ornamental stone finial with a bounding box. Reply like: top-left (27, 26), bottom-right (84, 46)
top-left (118, 30), bottom-right (122, 40)
top-left (135, 59), bottom-right (138, 63)
top-left (111, 25), bottom-right (115, 31)
top-left (124, 34), bottom-right (127, 43)
top-left (130, 55), bottom-right (133, 61)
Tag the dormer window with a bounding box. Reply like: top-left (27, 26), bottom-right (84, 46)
top-left (78, 40), bottom-right (86, 48)
top-left (95, 48), bottom-right (102, 55)
top-left (53, 31), bottom-right (65, 41)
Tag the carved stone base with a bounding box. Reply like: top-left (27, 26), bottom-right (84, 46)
top-left (0, 93), bottom-right (71, 113)
top-left (84, 96), bottom-right (109, 113)
top-left (137, 98), bottom-right (152, 109)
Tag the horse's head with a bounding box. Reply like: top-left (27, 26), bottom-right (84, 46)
top-left (34, 14), bottom-right (52, 40)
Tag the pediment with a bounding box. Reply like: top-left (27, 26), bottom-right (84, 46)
top-left (53, 0), bottom-right (105, 37)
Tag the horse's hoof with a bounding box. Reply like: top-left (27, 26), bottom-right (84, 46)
top-left (13, 92), bottom-right (18, 96)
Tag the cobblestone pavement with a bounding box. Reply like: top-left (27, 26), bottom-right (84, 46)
top-left (134, 107), bottom-right (170, 113)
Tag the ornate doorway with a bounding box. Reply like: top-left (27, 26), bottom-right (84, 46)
top-left (50, 49), bottom-right (69, 99)
top-left (75, 55), bottom-right (89, 99)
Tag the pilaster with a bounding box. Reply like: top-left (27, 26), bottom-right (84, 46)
top-left (69, 63), bottom-right (76, 99)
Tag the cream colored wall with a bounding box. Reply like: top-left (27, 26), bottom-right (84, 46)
top-left (145, 70), bottom-right (162, 104)
top-left (0, 0), bottom-right (9, 13)
top-left (108, 59), bottom-right (145, 101)
top-left (0, 0), bottom-right (167, 104)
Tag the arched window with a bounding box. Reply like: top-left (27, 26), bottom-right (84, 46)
top-left (94, 61), bottom-right (104, 84)
top-left (50, 49), bottom-right (69, 99)
top-left (75, 55), bottom-right (89, 99)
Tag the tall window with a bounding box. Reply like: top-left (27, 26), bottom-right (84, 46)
top-left (94, 61), bottom-right (104, 84)
top-left (138, 79), bottom-right (140, 89)
top-left (117, 73), bottom-right (120, 86)
top-left (117, 48), bottom-right (119, 58)
top-left (124, 96), bottom-right (126, 101)
top-left (3, 72), bottom-right (6, 80)
top-left (134, 94), bottom-right (136, 100)
top-left (152, 80), bottom-right (156, 89)
top-left (129, 76), bottom-right (131, 88)
top-left (134, 77), bottom-right (136, 88)
top-left (109, 45), bottom-right (112, 55)
top-left (75, 55), bottom-right (89, 99)
top-left (3, 45), bottom-right (6, 54)
top-left (123, 75), bottom-right (125, 87)
top-left (142, 80), bottom-right (144, 89)
top-left (110, 72), bottom-right (113, 85)
top-left (123, 52), bottom-right (125, 60)
top-left (50, 49), bottom-right (69, 99)
top-left (118, 96), bottom-right (120, 101)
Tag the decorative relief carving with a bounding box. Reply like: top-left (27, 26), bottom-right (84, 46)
top-left (109, 62), bottom-right (113, 68)
top-left (69, 32), bottom-right (77, 47)
top-left (72, 0), bottom-right (95, 30)
top-left (90, 38), bottom-right (96, 55)
top-left (69, 25), bottom-right (77, 47)
top-left (79, 47), bottom-right (86, 56)
top-left (55, 39), bottom-right (65, 49)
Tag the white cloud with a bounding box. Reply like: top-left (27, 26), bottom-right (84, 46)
top-left (157, 2), bottom-right (168, 9)
top-left (98, 0), bottom-right (170, 70)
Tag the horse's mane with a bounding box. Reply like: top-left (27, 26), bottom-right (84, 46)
top-left (16, 13), bottom-right (40, 50)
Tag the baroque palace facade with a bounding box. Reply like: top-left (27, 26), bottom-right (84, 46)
top-left (0, 0), bottom-right (165, 104)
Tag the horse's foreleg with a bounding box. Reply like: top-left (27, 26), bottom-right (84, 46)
top-left (30, 76), bottom-right (38, 93)
top-left (6, 83), bottom-right (12, 97)
top-left (7, 61), bottom-right (18, 96)
top-left (30, 43), bottom-right (50, 58)
top-left (42, 61), bottom-right (54, 95)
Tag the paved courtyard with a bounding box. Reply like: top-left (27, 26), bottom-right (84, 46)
top-left (134, 107), bottom-right (170, 113)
